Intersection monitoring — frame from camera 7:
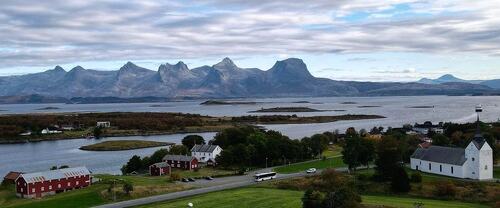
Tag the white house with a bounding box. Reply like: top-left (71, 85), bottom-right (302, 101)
top-left (96, 121), bottom-right (110, 128)
top-left (412, 121), bottom-right (444, 135)
top-left (410, 125), bottom-right (493, 180)
top-left (191, 144), bottom-right (222, 163)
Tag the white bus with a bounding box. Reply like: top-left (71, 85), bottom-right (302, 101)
top-left (254, 172), bottom-right (277, 182)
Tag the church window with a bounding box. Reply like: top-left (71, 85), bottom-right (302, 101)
top-left (439, 165), bottom-right (442, 172)
top-left (451, 166), bottom-right (454, 174)
top-left (428, 163), bottom-right (431, 170)
top-left (472, 157), bottom-right (475, 161)
top-left (485, 165), bottom-right (487, 170)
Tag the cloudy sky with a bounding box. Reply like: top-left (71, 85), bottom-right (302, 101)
top-left (1, 0), bottom-right (499, 81)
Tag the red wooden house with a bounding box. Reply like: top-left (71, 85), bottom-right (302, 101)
top-left (162, 155), bottom-right (198, 170)
top-left (15, 167), bottom-right (91, 198)
top-left (149, 162), bottom-right (171, 176)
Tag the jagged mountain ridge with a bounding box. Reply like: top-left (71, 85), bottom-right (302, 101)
top-left (0, 58), bottom-right (495, 98)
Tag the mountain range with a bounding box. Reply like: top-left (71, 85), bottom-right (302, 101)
top-left (418, 74), bottom-right (500, 89)
top-left (0, 58), bottom-right (497, 102)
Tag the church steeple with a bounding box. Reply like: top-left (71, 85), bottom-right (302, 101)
top-left (472, 109), bottom-right (486, 149)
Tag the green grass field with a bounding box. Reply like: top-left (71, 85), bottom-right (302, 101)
top-left (136, 188), bottom-right (303, 208)
top-left (321, 145), bottom-right (343, 157)
top-left (136, 187), bottom-right (488, 208)
top-left (273, 156), bottom-right (345, 174)
top-left (172, 167), bottom-right (236, 178)
top-left (362, 195), bottom-right (489, 208)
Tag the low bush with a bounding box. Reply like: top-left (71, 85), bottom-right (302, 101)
top-left (434, 181), bottom-right (456, 197)
top-left (410, 172), bottom-right (422, 183)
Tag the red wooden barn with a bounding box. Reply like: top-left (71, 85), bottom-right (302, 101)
top-left (149, 162), bottom-right (171, 176)
top-left (162, 155), bottom-right (198, 170)
top-left (15, 167), bottom-right (91, 198)
top-left (3, 171), bottom-right (22, 185)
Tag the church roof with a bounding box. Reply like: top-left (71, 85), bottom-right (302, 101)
top-left (411, 146), bottom-right (466, 166)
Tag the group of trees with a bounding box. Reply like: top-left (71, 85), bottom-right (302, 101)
top-left (121, 135), bottom-right (203, 174)
top-left (302, 169), bottom-right (362, 208)
top-left (212, 127), bottom-right (329, 168)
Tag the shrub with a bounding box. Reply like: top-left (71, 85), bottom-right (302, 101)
top-left (122, 182), bottom-right (133, 195)
top-left (434, 181), bottom-right (456, 197)
top-left (391, 167), bottom-right (411, 193)
top-left (356, 173), bottom-right (370, 181)
top-left (170, 173), bottom-right (181, 181)
top-left (410, 172), bottom-right (422, 183)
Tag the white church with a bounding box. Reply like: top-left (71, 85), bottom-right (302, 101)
top-left (410, 119), bottom-right (493, 180)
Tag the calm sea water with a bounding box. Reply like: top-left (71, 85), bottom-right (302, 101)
top-left (0, 96), bottom-right (499, 176)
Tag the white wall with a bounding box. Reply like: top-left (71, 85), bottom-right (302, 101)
top-left (410, 158), bottom-right (465, 178)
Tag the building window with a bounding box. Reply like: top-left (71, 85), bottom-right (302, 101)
top-left (451, 166), bottom-right (454, 174)
top-left (41, 187), bottom-right (44, 191)
top-left (58, 184), bottom-right (61, 188)
top-left (32, 188), bottom-right (35, 193)
top-left (428, 163), bottom-right (431, 170)
top-left (67, 182), bottom-right (71, 186)
top-left (20, 188), bottom-right (23, 192)
top-left (472, 157), bottom-right (475, 161)
top-left (439, 165), bottom-right (442, 172)
top-left (49, 185), bottom-right (52, 190)
top-left (485, 165), bottom-right (488, 170)
top-left (76, 181), bottom-right (79, 185)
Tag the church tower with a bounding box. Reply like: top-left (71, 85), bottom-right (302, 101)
top-left (464, 116), bottom-right (493, 180)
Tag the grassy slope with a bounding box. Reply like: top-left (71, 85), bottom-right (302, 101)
top-left (79, 140), bottom-right (170, 151)
top-left (172, 168), bottom-right (236, 179)
top-left (0, 175), bottom-right (190, 208)
top-left (136, 188), bottom-right (487, 208)
top-left (362, 195), bottom-right (489, 208)
top-left (273, 157), bottom-right (345, 174)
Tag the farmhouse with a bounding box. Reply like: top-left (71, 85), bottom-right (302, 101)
top-left (412, 121), bottom-right (444, 135)
top-left (15, 167), bottom-right (91, 198)
top-left (191, 144), bottom-right (222, 164)
top-left (162, 155), bottom-right (198, 170)
top-left (96, 121), bottom-right (111, 128)
top-left (149, 162), bottom-right (171, 176)
top-left (410, 125), bottom-right (493, 180)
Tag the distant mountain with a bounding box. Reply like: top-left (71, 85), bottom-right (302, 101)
top-left (418, 74), bottom-right (500, 89)
top-left (0, 58), bottom-right (497, 102)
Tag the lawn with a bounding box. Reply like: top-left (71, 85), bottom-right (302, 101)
top-left (322, 145), bottom-right (343, 158)
top-left (136, 187), bottom-right (488, 208)
top-left (362, 195), bottom-right (489, 208)
top-left (172, 167), bottom-right (236, 179)
top-left (273, 157), bottom-right (345, 174)
top-left (136, 188), bottom-right (303, 208)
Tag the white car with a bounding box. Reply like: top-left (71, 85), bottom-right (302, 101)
top-left (306, 168), bottom-right (317, 174)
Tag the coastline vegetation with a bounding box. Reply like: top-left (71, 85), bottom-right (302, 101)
top-left (79, 140), bottom-right (172, 151)
top-left (249, 107), bottom-right (327, 112)
top-left (0, 112), bottom-right (384, 143)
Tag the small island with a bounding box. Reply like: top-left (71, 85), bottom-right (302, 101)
top-left (36, 106), bottom-right (60, 110)
top-left (357, 105), bottom-right (381, 108)
top-left (79, 140), bottom-right (173, 151)
top-left (250, 107), bottom-right (328, 113)
top-left (150, 104), bottom-right (172, 107)
top-left (408, 105), bottom-right (435, 108)
top-left (341, 102), bottom-right (358, 104)
top-left (200, 100), bottom-right (257, 105)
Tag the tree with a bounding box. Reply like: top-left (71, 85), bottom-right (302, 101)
top-left (93, 126), bottom-right (103, 138)
top-left (310, 134), bottom-right (329, 157)
top-left (342, 137), bottom-right (362, 171)
top-left (432, 134), bottom-right (450, 146)
top-left (345, 127), bottom-right (358, 138)
top-left (391, 167), bottom-right (411, 193)
top-left (182, 135), bottom-right (205, 150)
top-left (168, 145), bottom-right (189, 155)
top-left (123, 182), bottom-right (133, 195)
top-left (374, 136), bottom-right (403, 181)
top-left (122, 155), bottom-right (142, 174)
top-left (149, 148), bottom-right (169, 165)
top-left (358, 138), bottom-right (375, 168)
top-left (410, 172), bottom-right (422, 183)
top-left (322, 187), bottom-right (362, 208)
top-left (302, 189), bottom-right (324, 208)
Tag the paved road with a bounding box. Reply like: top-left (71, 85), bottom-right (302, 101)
top-left (93, 168), bottom-right (317, 208)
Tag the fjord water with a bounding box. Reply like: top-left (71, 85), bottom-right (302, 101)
top-left (0, 96), bottom-right (499, 176)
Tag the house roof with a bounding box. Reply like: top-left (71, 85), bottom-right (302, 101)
top-left (4, 171), bottom-right (23, 180)
top-left (18, 167), bottom-right (90, 183)
top-left (191, 144), bottom-right (220, 153)
top-left (163, 155), bottom-right (196, 162)
top-left (411, 146), bottom-right (466, 165)
top-left (150, 162), bottom-right (170, 168)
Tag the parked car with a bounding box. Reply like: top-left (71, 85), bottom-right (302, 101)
top-left (188, 177), bottom-right (196, 182)
top-left (205, 176), bottom-right (214, 180)
top-left (306, 168), bottom-right (317, 174)
top-left (181, 178), bottom-right (189, 182)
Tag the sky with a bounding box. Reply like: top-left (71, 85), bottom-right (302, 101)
top-left (0, 0), bottom-right (499, 81)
